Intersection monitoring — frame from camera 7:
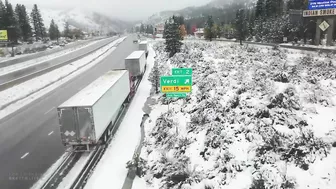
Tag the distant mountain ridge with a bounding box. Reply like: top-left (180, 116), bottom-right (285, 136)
top-left (145, 0), bottom-right (256, 25)
top-left (27, 7), bottom-right (132, 33)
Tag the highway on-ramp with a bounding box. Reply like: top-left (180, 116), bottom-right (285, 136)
top-left (0, 36), bottom-right (138, 189)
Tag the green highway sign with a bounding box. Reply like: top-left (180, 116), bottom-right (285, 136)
top-left (166, 93), bottom-right (187, 98)
top-left (160, 75), bottom-right (192, 86)
top-left (172, 68), bottom-right (192, 76)
top-left (160, 75), bottom-right (192, 93)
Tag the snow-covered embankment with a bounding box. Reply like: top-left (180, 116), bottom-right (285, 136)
top-left (133, 41), bottom-right (336, 189)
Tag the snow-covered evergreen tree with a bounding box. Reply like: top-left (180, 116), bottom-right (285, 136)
top-left (0, 0), bottom-right (5, 28)
top-left (204, 15), bottom-right (214, 41)
top-left (63, 21), bottom-right (70, 38)
top-left (15, 4), bottom-right (32, 41)
top-left (255, 0), bottom-right (265, 19)
top-left (265, 0), bottom-right (277, 17)
top-left (163, 16), bottom-right (182, 58)
top-left (149, 60), bottom-right (161, 94)
top-left (49, 19), bottom-right (59, 40)
top-left (235, 9), bottom-right (246, 45)
top-left (30, 4), bottom-right (46, 41)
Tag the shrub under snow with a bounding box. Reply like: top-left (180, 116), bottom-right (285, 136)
top-left (138, 41), bottom-right (336, 189)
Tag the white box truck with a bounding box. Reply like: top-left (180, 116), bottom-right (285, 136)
top-left (57, 70), bottom-right (130, 149)
top-left (125, 50), bottom-right (146, 78)
top-left (139, 41), bottom-right (148, 57)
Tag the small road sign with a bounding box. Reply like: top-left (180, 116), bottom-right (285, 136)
top-left (161, 86), bottom-right (191, 93)
top-left (166, 93), bottom-right (187, 98)
top-left (319, 20), bottom-right (330, 31)
top-left (172, 68), bottom-right (192, 76)
top-left (0, 30), bottom-right (8, 43)
top-left (160, 75), bottom-right (192, 93)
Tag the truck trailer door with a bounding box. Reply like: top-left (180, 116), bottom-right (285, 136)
top-left (59, 108), bottom-right (79, 145)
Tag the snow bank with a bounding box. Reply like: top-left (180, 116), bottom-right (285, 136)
top-left (133, 41), bottom-right (336, 189)
top-left (0, 37), bottom-right (127, 120)
top-left (84, 42), bottom-right (155, 189)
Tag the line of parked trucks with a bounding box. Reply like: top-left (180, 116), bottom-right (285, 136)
top-left (57, 38), bottom-right (149, 151)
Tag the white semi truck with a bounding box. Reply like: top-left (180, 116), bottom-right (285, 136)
top-left (57, 70), bottom-right (130, 151)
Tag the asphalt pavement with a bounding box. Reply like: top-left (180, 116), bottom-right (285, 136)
top-left (0, 36), bottom-right (137, 189)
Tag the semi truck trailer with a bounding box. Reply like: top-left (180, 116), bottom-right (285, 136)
top-left (125, 50), bottom-right (147, 79)
top-left (139, 41), bottom-right (148, 58)
top-left (57, 70), bottom-right (130, 151)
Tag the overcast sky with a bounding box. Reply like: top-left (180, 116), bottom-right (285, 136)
top-left (10, 0), bottom-right (212, 21)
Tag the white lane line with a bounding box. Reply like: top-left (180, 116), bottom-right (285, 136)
top-left (48, 131), bottom-right (54, 136)
top-left (21, 152), bottom-right (29, 159)
top-left (44, 107), bottom-right (55, 115)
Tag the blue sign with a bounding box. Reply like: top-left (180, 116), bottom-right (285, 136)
top-left (308, 0), bottom-right (336, 10)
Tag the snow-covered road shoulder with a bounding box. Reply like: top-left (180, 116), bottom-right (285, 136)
top-left (83, 42), bottom-right (156, 189)
top-left (133, 41), bottom-right (336, 189)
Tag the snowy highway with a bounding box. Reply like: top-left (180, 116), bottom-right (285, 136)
top-left (0, 37), bottom-right (119, 90)
top-left (0, 36), bottom-right (138, 189)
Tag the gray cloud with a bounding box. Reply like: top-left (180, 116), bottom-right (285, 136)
top-left (10, 0), bottom-right (212, 21)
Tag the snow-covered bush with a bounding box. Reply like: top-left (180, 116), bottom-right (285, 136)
top-left (140, 41), bottom-right (336, 189)
top-left (126, 153), bottom-right (148, 177)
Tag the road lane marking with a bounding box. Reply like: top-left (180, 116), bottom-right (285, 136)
top-left (20, 152), bottom-right (29, 159)
top-left (48, 131), bottom-right (54, 136)
top-left (44, 107), bottom-right (55, 115)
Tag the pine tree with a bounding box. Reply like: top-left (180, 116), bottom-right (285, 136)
top-left (149, 60), bottom-right (161, 94)
top-left (63, 21), bottom-right (70, 38)
top-left (0, 0), bottom-right (5, 28)
top-left (49, 19), bottom-right (58, 40)
top-left (55, 24), bottom-right (60, 41)
top-left (204, 15), bottom-right (214, 41)
top-left (31, 4), bottom-right (46, 41)
top-left (255, 0), bottom-right (265, 19)
top-left (15, 4), bottom-right (32, 41)
top-left (4, 0), bottom-right (16, 27)
top-left (140, 24), bottom-right (145, 33)
top-left (265, 0), bottom-right (277, 17)
top-left (4, 0), bottom-right (19, 42)
top-left (163, 16), bottom-right (182, 58)
top-left (275, 0), bottom-right (284, 16)
top-left (235, 9), bottom-right (245, 45)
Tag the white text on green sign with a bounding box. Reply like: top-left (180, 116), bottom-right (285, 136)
top-left (160, 75), bottom-right (192, 87)
top-left (172, 68), bottom-right (192, 76)
top-left (166, 93), bottom-right (187, 98)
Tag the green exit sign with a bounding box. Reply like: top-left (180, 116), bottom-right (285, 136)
top-left (160, 75), bottom-right (192, 86)
top-left (172, 68), bottom-right (192, 76)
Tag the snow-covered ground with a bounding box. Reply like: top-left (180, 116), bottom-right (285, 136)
top-left (57, 152), bottom-right (94, 189)
top-left (83, 43), bottom-right (155, 189)
top-left (0, 37), bottom-right (127, 120)
top-left (133, 41), bottom-right (336, 189)
top-left (0, 38), bottom-right (107, 76)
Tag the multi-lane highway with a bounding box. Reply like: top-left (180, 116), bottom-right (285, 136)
top-left (0, 36), bottom-right (137, 189)
top-left (0, 37), bottom-right (119, 91)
